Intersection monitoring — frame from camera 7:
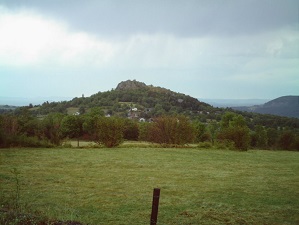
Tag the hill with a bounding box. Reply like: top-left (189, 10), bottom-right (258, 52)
top-left (201, 98), bottom-right (269, 107)
top-left (32, 80), bottom-right (215, 119)
top-left (233, 96), bottom-right (299, 119)
top-left (0, 105), bottom-right (18, 114)
top-left (6, 80), bottom-right (299, 131)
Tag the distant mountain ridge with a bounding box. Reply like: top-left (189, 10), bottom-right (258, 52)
top-left (201, 98), bottom-right (270, 107)
top-left (0, 96), bottom-right (72, 106)
top-left (233, 96), bottom-right (299, 119)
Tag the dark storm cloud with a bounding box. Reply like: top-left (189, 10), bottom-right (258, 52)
top-left (2, 0), bottom-right (298, 37)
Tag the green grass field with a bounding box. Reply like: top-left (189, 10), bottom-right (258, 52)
top-left (0, 147), bottom-right (298, 224)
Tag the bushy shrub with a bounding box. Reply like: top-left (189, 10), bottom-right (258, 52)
top-left (95, 117), bottom-right (125, 148)
top-left (123, 119), bottom-right (139, 141)
top-left (148, 115), bottom-right (195, 145)
top-left (0, 135), bottom-right (53, 148)
top-left (138, 122), bottom-right (151, 141)
top-left (278, 131), bottom-right (295, 150)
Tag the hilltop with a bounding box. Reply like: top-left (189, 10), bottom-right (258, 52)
top-left (233, 96), bottom-right (299, 119)
top-left (115, 80), bottom-right (147, 90)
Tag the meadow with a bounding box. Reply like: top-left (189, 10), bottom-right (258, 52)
top-left (0, 146), bottom-right (298, 224)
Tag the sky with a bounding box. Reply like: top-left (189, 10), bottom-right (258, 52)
top-left (0, 0), bottom-right (298, 105)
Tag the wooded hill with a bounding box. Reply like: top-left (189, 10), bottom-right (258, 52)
top-left (233, 96), bottom-right (299, 119)
top-left (7, 80), bottom-right (299, 130)
top-left (28, 80), bottom-right (214, 119)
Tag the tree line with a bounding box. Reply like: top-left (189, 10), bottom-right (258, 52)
top-left (0, 107), bottom-right (298, 151)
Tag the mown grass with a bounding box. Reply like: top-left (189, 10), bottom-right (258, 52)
top-left (0, 147), bottom-right (298, 224)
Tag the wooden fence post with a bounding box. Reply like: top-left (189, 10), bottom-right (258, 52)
top-left (150, 188), bottom-right (160, 225)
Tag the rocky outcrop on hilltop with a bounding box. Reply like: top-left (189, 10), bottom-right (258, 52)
top-left (115, 80), bottom-right (147, 91)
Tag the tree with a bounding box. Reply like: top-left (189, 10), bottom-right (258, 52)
top-left (153, 104), bottom-right (166, 116)
top-left (194, 121), bottom-right (210, 142)
top-left (174, 115), bottom-right (195, 145)
top-left (95, 117), bottom-right (125, 148)
top-left (79, 106), bottom-right (86, 115)
top-left (61, 115), bottom-right (83, 147)
top-left (148, 115), bottom-right (195, 146)
top-left (14, 108), bottom-right (40, 138)
top-left (21, 118), bottom-right (39, 137)
top-left (266, 128), bottom-right (279, 148)
top-left (278, 130), bottom-right (295, 150)
top-left (123, 119), bottom-right (139, 141)
top-left (82, 107), bottom-right (105, 141)
top-left (41, 113), bottom-right (65, 145)
top-left (218, 112), bottom-right (250, 150)
top-left (89, 107), bottom-right (105, 117)
top-left (251, 125), bottom-right (268, 148)
top-left (293, 135), bottom-right (299, 151)
top-left (1, 115), bottom-right (19, 137)
top-left (138, 122), bottom-right (151, 141)
top-left (220, 112), bottom-right (236, 129)
top-left (0, 115), bottom-right (5, 147)
top-left (207, 121), bottom-right (219, 144)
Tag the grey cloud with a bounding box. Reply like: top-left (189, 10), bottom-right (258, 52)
top-left (1, 0), bottom-right (298, 37)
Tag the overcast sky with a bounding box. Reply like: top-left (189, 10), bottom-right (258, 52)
top-left (0, 0), bottom-right (298, 104)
